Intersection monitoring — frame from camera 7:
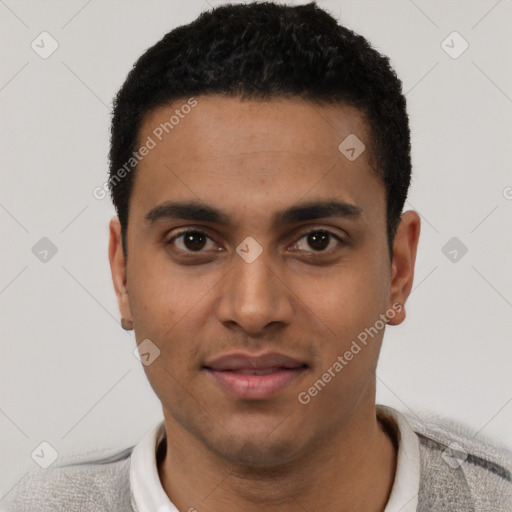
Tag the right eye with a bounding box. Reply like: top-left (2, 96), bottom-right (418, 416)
top-left (165, 229), bottom-right (220, 254)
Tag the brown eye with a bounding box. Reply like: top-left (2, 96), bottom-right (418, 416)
top-left (167, 230), bottom-right (216, 253)
top-left (290, 230), bottom-right (343, 253)
top-left (306, 231), bottom-right (330, 251)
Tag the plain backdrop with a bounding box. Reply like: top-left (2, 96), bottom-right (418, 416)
top-left (1, 0), bottom-right (511, 499)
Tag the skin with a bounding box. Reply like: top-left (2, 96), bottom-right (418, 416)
top-left (109, 95), bottom-right (420, 512)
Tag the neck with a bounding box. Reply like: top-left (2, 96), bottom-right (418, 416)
top-left (157, 405), bottom-right (397, 512)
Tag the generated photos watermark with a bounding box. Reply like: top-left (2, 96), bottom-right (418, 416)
top-left (298, 302), bottom-right (403, 405)
top-left (93, 97), bottom-right (198, 200)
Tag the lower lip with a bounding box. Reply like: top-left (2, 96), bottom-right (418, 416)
top-left (206, 368), bottom-right (306, 400)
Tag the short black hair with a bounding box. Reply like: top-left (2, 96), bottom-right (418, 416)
top-left (108, 1), bottom-right (411, 258)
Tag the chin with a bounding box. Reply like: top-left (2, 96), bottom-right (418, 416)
top-left (207, 431), bottom-right (304, 469)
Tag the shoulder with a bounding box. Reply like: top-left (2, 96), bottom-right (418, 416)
top-left (2, 447), bottom-right (135, 512)
top-left (405, 411), bottom-right (512, 512)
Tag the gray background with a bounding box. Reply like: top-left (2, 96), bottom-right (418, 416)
top-left (1, 0), bottom-right (511, 499)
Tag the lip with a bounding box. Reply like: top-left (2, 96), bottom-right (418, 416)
top-left (203, 351), bottom-right (308, 400)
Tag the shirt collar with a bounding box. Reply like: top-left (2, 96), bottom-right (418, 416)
top-left (377, 405), bottom-right (421, 512)
top-left (130, 405), bottom-right (420, 512)
top-left (130, 421), bottom-right (177, 512)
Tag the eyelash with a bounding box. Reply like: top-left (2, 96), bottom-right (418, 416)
top-left (165, 228), bottom-right (345, 257)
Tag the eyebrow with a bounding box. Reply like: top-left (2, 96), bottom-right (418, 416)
top-left (144, 199), bottom-right (363, 228)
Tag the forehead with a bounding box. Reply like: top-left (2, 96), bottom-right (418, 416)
top-left (130, 95), bottom-right (384, 229)
top-left (139, 95), bottom-right (371, 161)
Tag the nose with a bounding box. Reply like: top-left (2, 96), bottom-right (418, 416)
top-left (216, 248), bottom-right (295, 336)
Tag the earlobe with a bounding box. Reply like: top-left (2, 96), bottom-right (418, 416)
top-left (387, 210), bottom-right (421, 326)
top-left (121, 317), bottom-right (134, 331)
top-left (108, 217), bottom-right (133, 326)
top-left (386, 301), bottom-right (404, 325)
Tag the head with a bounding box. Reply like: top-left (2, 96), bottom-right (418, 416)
top-left (109, 1), bottom-right (412, 259)
top-left (108, 1), bottom-right (420, 468)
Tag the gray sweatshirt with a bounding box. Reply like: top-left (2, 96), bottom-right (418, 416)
top-left (2, 409), bottom-right (511, 512)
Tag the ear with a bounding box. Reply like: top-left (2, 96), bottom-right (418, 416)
top-left (387, 210), bottom-right (421, 326)
top-left (108, 217), bottom-right (132, 324)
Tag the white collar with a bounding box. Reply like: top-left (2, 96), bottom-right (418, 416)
top-left (378, 405), bottom-right (421, 512)
top-left (130, 421), bottom-right (177, 512)
top-left (130, 405), bottom-right (420, 512)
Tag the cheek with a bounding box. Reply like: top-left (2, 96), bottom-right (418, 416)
top-left (126, 272), bottom-right (200, 378)
top-left (131, 293), bottom-right (204, 412)
top-left (128, 249), bottom-right (209, 331)
top-left (298, 260), bottom-right (387, 334)
top-left (295, 262), bottom-right (390, 398)
top-left (296, 272), bottom-right (386, 412)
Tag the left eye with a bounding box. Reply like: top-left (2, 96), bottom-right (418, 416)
top-left (165, 229), bottom-right (343, 254)
top-left (290, 230), bottom-right (343, 253)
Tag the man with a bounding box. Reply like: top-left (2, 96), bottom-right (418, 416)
top-left (4, 2), bottom-right (511, 511)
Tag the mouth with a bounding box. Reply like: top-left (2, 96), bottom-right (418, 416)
top-left (203, 352), bottom-right (309, 400)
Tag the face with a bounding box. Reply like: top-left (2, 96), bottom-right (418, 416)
top-left (109, 95), bottom-right (419, 467)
